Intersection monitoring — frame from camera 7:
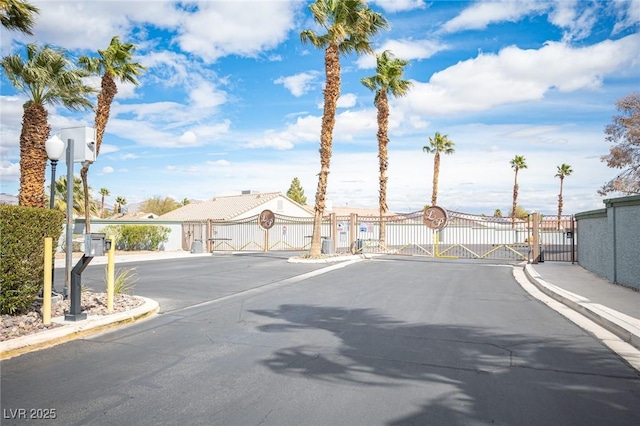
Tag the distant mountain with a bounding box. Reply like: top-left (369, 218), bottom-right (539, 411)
top-left (0, 193), bottom-right (18, 205)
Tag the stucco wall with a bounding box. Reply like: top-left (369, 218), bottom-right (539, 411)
top-left (576, 195), bottom-right (640, 290)
top-left (609, 198), bottom-right (640, 288)
top-left (575, 209), bottom-right (611, 281)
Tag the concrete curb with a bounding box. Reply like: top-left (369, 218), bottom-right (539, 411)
top-left (523, 264), bottom-right (640, 351)
top-left (0, 297), bottom-right (159, 360)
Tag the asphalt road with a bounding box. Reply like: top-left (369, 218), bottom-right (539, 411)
top-left (2, 254), bottom-right (639, 425)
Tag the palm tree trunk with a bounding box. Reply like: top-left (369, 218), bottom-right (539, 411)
top-left (81, 166), bottom-right (91, 232)
top-left (310, 42), bottom-right (340, 257)
top-left (18, 104), bottom-right (50, 208)
top-left (377, 90), bottom-right (389, 244)
top-left (81, 75), bottom-right (117, 233)
top-left (512, 170), bottom-right (519, 228)
top-left (431, 152), bottom-right (440, 206)
top-left (557, 177), bottom-right (564, 230)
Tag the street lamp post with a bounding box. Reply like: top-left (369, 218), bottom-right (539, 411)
top-left (45, 135), bottom-right (65, 294)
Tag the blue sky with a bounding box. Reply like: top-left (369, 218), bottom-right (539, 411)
top-left (1, 0), bottom-right (639, 215)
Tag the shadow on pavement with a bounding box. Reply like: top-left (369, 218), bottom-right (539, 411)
top-left (250, 304), bottom-right (640, 425)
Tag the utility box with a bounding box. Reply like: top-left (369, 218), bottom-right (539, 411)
top-left (84, 233), bottom-right (107, 257)
top-left (191, 239), bottom-right (204, 254)
top-left (321, 238), bottom-right (334, 255)
top-left (57, 126), bottom-right (97, 163)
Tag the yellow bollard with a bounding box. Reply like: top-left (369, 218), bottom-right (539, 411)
top-left (43, 237), bottom-right (52, 325)
top-left (106, 236), bottom-right (115, 312)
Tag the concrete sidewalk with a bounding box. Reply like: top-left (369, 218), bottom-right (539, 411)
top-left (524, 262), bottom-right (640, 351)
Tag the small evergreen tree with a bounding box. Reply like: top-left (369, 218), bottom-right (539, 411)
top-left (286, 177), bottom-right (307, 205)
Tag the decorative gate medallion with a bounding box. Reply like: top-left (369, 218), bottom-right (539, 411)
top-left (423, 206), bottom-right (448, 230)
top-left (258, 209), bottom-right (275, 230)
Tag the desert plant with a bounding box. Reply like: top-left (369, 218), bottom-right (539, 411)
top-left (110, 267), bottom-right (138, 295)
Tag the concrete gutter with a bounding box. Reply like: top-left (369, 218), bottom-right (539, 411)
top-left (0, 297), bottom-right (159, 361)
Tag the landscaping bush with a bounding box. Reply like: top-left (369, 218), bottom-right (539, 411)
top-left (0, 205), bottom-right (65, 315)
top-left (102, 224), bottom-right (170, 251)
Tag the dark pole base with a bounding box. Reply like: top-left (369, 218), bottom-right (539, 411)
top-left (67, 255), bottom-right (93, 322)
top-left (64, 312), bottom-right (87, 322)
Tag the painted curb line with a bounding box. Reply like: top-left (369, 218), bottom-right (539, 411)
top-left (0, 297), bottom-right (159, 360)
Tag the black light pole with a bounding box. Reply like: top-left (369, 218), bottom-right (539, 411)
top-left (45, 135), bottom-right (65, 295)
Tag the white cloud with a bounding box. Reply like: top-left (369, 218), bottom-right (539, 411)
top-left (442, 0), bottom-right (548, 33)
top-left (0, 161), bottom-right (20, 182)
top-left (612, 0), bottom-right (640, 34)
top-left (356, 39), bottom-right (447, 68)
top-left (101, 166), bottom-right (114, 174)
top-left (188, 79), bottom-right (227, 109)
top-left (548, 0), bottom-right (598, 41)
top-left (371, 0), bottom-right (428, 13)
top-left (175, 1), bottom-right (300, 63)
top-left (399, 33), bottom-right (640, 115)
top-left (274, 71), bottom-right (320, 97)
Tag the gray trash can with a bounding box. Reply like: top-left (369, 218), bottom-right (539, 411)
top-left (321, 238), bottom-right (334, 255)
top-left (190, 239), bottom-right (203, 254)
top-left (354, 239), bottom-right (364, 253)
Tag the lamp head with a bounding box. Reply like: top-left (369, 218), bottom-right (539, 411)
top-left (45, 135), bottom-right (65, 160)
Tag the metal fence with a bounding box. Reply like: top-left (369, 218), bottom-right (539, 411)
top-left (182, 210), bottom-right (577, 262)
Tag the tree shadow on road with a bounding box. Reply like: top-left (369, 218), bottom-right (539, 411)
top-left (250, 304), bottom-right (640, 425)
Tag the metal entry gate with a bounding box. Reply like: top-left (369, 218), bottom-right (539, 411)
top-left (182, 210), bottom-right (576, 262)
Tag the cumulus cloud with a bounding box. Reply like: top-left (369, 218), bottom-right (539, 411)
top-left (356, 39), bottom-right (447, 68)
top-left (101, 166), bottom-right (114, 174)
top-left (371, 0), bottom-right (428, 13)
top-left (548, 0), bottom-right (598, 41)
top-left (175, 1), bottom-right (300, 63)
top-left (442, 0), bottom-right (548, 33)
top-left (274, 71), bottom-right (320, 97)
top-left (399, 33), bottom-right (640, 115)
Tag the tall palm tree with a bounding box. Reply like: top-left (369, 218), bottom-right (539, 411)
top-left (115, 196), bottom-right (126, 214)
top-left (99, 187), bottom-right (110, 217)
top-left (301, 0), bottom-right (388, 256)
top-left (79, 36), bottom-right (146, 231)
top-left (1, 44), bottom-right (95, 208)
top-left (361, 50), bottom-right (411, 243)
top-left (555, 163), bottom-right (573, 229)
top-left (422, 132), bottom-right (455, 206)
top-left (0, 0), bottom-right (38, 34)
top-left (510, 155), bottom-right (527, 228)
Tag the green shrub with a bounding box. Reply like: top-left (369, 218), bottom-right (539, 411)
top-left (102, 224), bottom-right (170, 251)
top-left (0, 205), bottom-right (65, 315)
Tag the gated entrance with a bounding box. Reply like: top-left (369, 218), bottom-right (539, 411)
top-left (181, 209), bottom-right (577, 262)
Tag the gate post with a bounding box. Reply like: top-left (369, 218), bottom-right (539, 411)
top-left (350, 213), bottom-right (357, 252)
top-left (532, 213), bottom-right (540, 264)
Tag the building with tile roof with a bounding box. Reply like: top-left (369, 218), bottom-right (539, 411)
top-left (158, 191), bottom-right (312, 221)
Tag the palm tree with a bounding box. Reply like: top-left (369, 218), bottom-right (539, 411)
top-left (509, 155), bottom-right (527, 228)
top-left (51, 175), bottom-right (99, 216)
top-left (99, 187), bottom-right (110, 217)
top-left (301, 0), bottom-right (388, 256)
top-left (555, 163), bottom-right (573, 229)
top-left (115, 196), bottom-right (126, 214)
top-left (1, 44), bottom-right (95, 208)
top-left (423, 132), bottom-right (455, 206)
top-left (361, 50), bottom-right (411, 243)
top-left (79, 36), bottom-right (146, 231)
top-left (0, 0), bottom-right (39, 35)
